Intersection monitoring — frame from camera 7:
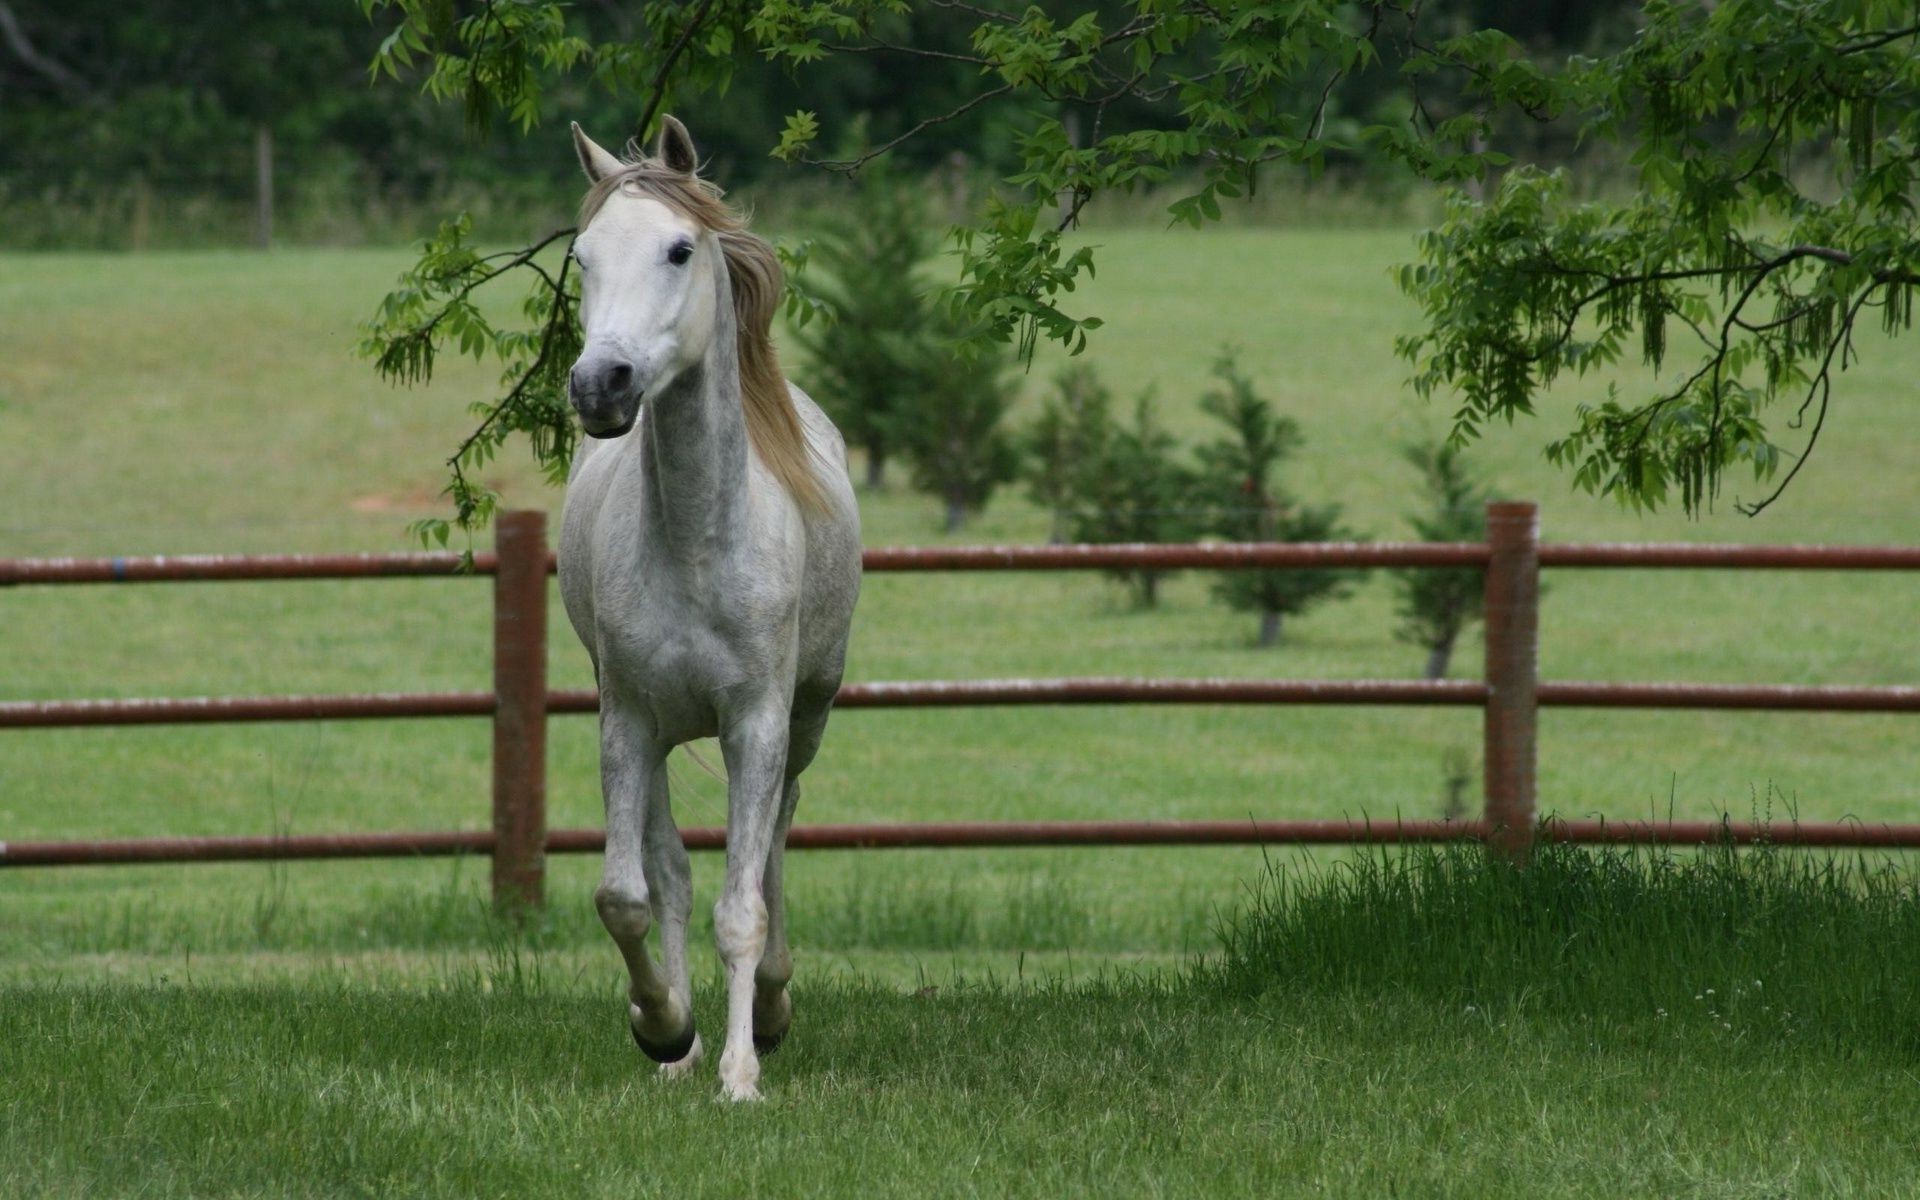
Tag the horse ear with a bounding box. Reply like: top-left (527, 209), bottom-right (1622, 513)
top-left (571, 122), bottom-right (623, 182)
top-left (655, 114), bottom-right (698, 175)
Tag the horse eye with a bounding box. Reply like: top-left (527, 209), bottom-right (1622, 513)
top-left (667, 241), bottom-right (694, 266)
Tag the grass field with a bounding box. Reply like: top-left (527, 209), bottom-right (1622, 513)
top-left (2, 229), bottom-right (1917, 1194)
top-left (10, 846), bottom-right (1920, 1197)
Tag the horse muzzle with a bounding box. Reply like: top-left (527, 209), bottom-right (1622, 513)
top-left (573, 396), bottom-right (640, 439)
top-left (570, 354), bottom-right (643, 437)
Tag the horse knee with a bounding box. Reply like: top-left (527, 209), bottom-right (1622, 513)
top-left (595, 883), bottom-right (653, 941)
top-left (713, 892), bottom-right (768, 963)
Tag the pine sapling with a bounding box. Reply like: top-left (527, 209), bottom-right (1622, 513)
top-left (1390, 437), bottom-right (1492, 678)
top-left (1192, 350), bottom-right (1365, 646)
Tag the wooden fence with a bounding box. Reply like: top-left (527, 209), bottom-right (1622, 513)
top-left (3, 502), bottom-right (1917, 908)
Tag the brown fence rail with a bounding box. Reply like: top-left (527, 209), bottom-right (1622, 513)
top-left (3, 503), bottom-right (1916, 906)
top-left (8, 679), bottom-right (1920, 730)
top-left (13, 817), bottom-right (1920, 869)
top-left (10, 541), bottom-right (1920, 584)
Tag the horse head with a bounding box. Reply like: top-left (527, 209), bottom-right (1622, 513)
top-left (566, 116), bottom-right (720, 439)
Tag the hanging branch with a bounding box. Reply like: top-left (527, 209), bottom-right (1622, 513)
top-left (359, 0), bottom-right (1920, 531)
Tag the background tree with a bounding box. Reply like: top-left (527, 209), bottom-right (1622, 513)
top-left (788, 163), bottom-right (933, 490)
top-left (1193, 351), bottom-right (1364, 646)
top-left (891, 327), bottom-right (1020, 532)
top-left (1389, 436), bottom-right (1493, 679)
top-left (1044, 376), bottom-right (1190, 602)
top-left (1023, 363), bottom-right (1114, 545)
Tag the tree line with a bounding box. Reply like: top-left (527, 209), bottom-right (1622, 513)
top-left (0, 0), bottom-right (1639, 248)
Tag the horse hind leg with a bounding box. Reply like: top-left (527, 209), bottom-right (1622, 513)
top-left (751, 776), bottom-right (802, 1055)
top-left (755, 711), bottom-right (827, 1056)
top-left (644, 755), bottom-right (703, 1078)
top-left (594, 713), bottom-right (694, 1065)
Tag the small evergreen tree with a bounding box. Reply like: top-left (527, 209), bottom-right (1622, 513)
top-left (1023, 364), bottom-right (1114, 544)
top-left (1391, 438), bottom-right (1493, 679)
top-left (893, 330), bottom-right (1020, 532)
top-left (1193, 351), bottom-right (1365, 646)
top-left (788, 167), bottom-right (933, 490)
top-left (1059, 388), bottom-right (1196, 608)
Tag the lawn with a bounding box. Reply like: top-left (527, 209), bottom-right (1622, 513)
top-left (1, 228), bottom-right (1916, 1194)
top-left (9, 845), bottom-right (1920, 1198)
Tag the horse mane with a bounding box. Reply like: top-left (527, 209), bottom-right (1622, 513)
top-left (577, 157), bottom-right (829, 516)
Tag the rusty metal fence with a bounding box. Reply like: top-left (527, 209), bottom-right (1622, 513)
top-left (4, 502), bottom-right (1918, 908)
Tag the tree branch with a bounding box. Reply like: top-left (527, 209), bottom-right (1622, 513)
top-left (804, 82), bottom-right (1016, 172)
top-left (632, 0), bottom-right (720, 148)
top-left (0, 0), bottom-right (94, 101)
top-left (1735, 286), bottom-right (1875, 515)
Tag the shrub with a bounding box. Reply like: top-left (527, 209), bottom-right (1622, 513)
top-left (1191, 350), bottom-right (1365, 645)
top-left (1390, 437), bottom-right (1494, 678)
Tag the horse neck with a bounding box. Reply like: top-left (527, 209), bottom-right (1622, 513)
top-left (637, 265), bottom-right (750, 557)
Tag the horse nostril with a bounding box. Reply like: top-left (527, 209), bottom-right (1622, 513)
top-left (607, 362), bottom-right (634, 393)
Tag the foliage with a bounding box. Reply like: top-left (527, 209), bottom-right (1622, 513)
top-left (1035, 369), bottom-right (1196, 608)
top-left (347, 0), bottom-right (1526, 535)
top-left (1192, 351), bottom-right (1363, 645)
top-left (891, 322), bottom-right (1021, 532)
top-left (1022, 362), bottom-right (1114, 544)
top-left (345, 0), bottom-right (1920, 532)
top-left (1389, 436), bottom-right (1492, 678)
top-left (1396, 1), bottom-right (1920, 515)
top-left (354, 216), bottom-right (580, 549)
top-left (788, 165), bottom-right (938, 490)
top-left (787, 161), bottom-right (1019, 529)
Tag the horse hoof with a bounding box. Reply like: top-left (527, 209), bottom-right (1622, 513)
top-left (632, 1019), bottom-right (698, 1065)
top-left (752, 1028), bottom-right (787, 1056)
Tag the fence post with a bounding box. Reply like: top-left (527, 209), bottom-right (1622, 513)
top-left (492, 510), bottom-right (549, 911)
top-left (1483, 501), bottom-right (1539, 861)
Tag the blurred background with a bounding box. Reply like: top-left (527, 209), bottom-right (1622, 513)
top-left (0, 0), bottom-right (1643, 250)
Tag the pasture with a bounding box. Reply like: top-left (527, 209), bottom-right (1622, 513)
top-left (3, 229), bottom-right (1918, 1194)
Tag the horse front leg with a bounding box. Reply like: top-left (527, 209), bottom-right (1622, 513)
top-left (595, 707), bottom-right (695, 1065)
top-left (713, 705), bottom-right (791, 1102)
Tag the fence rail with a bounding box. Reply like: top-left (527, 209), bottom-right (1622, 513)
top-left (13, 817), bottom-right (1920, 870)
top-left (6, 679), bottom-right (1919, 730)
top-left (3, 503), bottom-right (1915, 906)
top-left (9, 541), bottom-right (1920, 586)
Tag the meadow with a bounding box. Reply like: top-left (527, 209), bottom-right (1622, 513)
top-left (2, 228), bottom-right (1917, 1195)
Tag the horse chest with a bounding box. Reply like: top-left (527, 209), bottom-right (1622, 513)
top-left (597, 561), bottom-right (791, 738)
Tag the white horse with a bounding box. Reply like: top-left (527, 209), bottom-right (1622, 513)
top-left (559, 116), bottom-right (861, 1102)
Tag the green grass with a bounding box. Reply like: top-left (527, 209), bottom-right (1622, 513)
top-left (1212, 840), bottom-right (1920, 1054)
top-left (1, 232), bottom-right (1917, 1194)
top-left (10, 847), bottom-right (1920, 1198)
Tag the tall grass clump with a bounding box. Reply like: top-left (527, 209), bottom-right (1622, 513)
top-left (1204, 841), bottom-right (1920, 1055)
